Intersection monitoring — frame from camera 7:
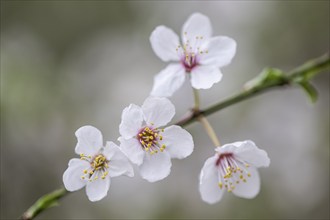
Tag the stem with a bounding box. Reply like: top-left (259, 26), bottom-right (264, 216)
top-left (193, 87), bottom-right (221, 147)
top-left (177, 53), bottom-right (329, 127)
top-left (288, 53), bottom-right (330, 79)
top-left (198, 115), bottom-right (221, 146)
top-left (193, 88), bottom-right (200, 111)
top-left (21, 187), bottom-right (68, 220)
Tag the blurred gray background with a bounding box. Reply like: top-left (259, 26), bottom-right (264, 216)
top-left (1, 1), bottom-right (329, 219)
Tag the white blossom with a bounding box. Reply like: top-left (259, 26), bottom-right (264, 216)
top-left (150, 12), bottom-right (236, 97)
top-left (119, 97), bottom-right (194, 182)
top-left (63, 126), bottom-right (133, 202)
top-left (199, 140), bottom-right (270, 204)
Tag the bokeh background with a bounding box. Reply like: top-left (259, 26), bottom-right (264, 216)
top-left (1, 1), bottom-right (329, 219)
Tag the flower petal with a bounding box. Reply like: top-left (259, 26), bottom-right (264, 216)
top-left (142, 97), bottom-right (175, 127)
top-left (139, 152), bottom-right (171, 182)
top-left (190, 65), bottom-right (222, 89)
top-left (75, 126), bottom-right (103, 156)
top-left (102, 141), bottom-right (117, 160)
top-left (199, 36), bottom-right (237, 67)
top-left (104, 142), bottom-right (134, 177)
top-left (150, 25), bottom-right (180, 62)
top-left (118, 137), bottom-right (145, 166)
top-left (182, 13), bottom-right (212, 44)
top-left (199, 155), bottom-right (224, 204)
top-left (161, 125), bottom-right (194, 159)
top-left (119, 104), bottom-right (144, 139)
top-left (232, 167), bottom-right (260, 199)
top-left (63, 158), bottom-right (89, 192)
top-left (215, 144), bottom-right (237, 155)
top-left (233, 140), bottom-right (270, 168)
top-left (150, 64), bottom-right (186, 97)
top-left (85, 176), bottom-right (111, 202)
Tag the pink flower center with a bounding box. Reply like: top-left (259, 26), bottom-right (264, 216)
top-left (137, 126), bottom-right (166, 155)
top-left (215, 153), bottom-right (251, 192)
top-left (176, 32), bottom-right (208, 72)
top-left (182, 53), bottom-right (198, 72)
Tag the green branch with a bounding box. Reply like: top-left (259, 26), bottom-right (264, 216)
top-left (176, 53), bottom-right (329, 127)
top-left (21, 188), bottom-right (68, 220)
top-left (20, 53), bottom-right (329, 219)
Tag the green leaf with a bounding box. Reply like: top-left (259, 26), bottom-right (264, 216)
top-left (244, 68), bottom-right (285, 90)
top-left (299, 81), bottom-right (318, 103)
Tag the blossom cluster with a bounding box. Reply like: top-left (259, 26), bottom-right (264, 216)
top-left (63, 13), bottom-right (270, 204)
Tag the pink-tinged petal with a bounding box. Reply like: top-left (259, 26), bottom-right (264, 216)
top-left (232, 140), bottom-right (270, 168)
top-left (150, 64), bottom-right (186, 97)
top-left (104, 142), bottom-right (134, 177)
top-left (142, 97), bottom-right (175, 127)
top-left (63, 158), bottom-right (90, 192)
top-left (139, 152), bottom-right (171, 182)
top-left (182, 13), bottom-right (212, 45)
top-left (75, 126), bottom-right (103, 156)
top-left (118, 137), bottom-right (145, 166)
top-left (199, 36), bottom-right (237, 67)
top-left (150, 25), bottom-right (180, 62)
top-left (232, 167), bottom-right (260, 199)
top-left (161, 125), bottom-right (194, 159)
top-left (190, 65), bottom-right (222, 89)
top-left (119, 104), bottom-right (144, 139)
top-left (199, 155), bottom-right (224, 204)
top-left (85, 176), bottom-right (111, 202)
top-left (215, 144), bottom-right (236, 155)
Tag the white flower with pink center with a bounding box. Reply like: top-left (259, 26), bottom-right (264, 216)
top-left (63, 126), bottom-right (134, 202)
top-left (150, 12), bottom-right (237, 97)
top-left (199, 140), bottom-right (270, 204)
top-left (118, 97), bottom-right (194, 182)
